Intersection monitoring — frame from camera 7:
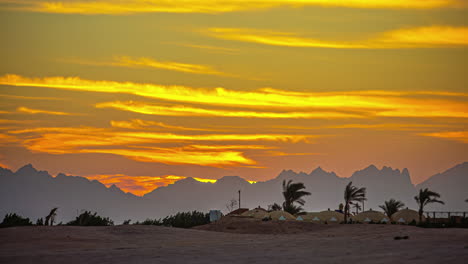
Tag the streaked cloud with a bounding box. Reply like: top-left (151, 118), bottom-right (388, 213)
top-left (8, 126), bottom-right (315, 167)
top-left (205, 26), bottom-right (468, 49)
top-left (4, 0), bottom-right (465, 15)
top-left (169, 43), bottom-right (240, 54)
top-left (2, 74), bottom-right (467, 120)
top-left (17, 106), bottom-right (76, 116)
top-left (65, 56), bottom-right (234, 77)
top-left (97, 101), bottom-right (365, 119)
top-left (419, 131), bottom-right (468, 143)
top-left (110, 119), bottom-right (223, 131)
top-left (0, 94), bottom-right (66, 101)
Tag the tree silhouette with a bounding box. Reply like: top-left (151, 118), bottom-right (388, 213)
top-left (379, 199), bottom-right (405, 217)
top-left (0, 213), bottom-right (32, 228)
top-left (281, 180), bottom-right (311, 215)
top-left (45, 207), bottom-right (58, 226)
top-left (415, 188), bottom-right (444, 223)
top-left (344, 182), bottom-right (366, 223)
top-left (67, 211), bottom-right (114, 226)
top-left (269, 203), bottom-right (282, 211)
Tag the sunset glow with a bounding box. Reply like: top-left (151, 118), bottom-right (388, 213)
top-left (0, 0), bottom-right (466, 192)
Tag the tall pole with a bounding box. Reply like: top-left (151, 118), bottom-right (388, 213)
top-left (362, 200), bottom-right (365, 212)
top-left (238, 190), bottom-right (241, 209)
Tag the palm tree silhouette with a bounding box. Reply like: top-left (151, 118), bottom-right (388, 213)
top-left (45, 208), bottom-right (58, 226)
top-left (281, 180), bottom-right (311, 215)
top-left (344, 182), bottom-right (366, 223)
top-left (415, 188), bottom-right (444, 223)
top-left (379, 199), bottom-right (405, 217)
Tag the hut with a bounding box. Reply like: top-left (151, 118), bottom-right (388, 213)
top-left (241, 208), bottom-right (269, 219)
top-left (352, 210), bottom-right (389, 224)
top-left (267, 211), bottom-right (295, 221)
top-left (391, 209), bottom-right (424, 224)
top-left (303, 210), bottom-right (344, 224)
top-left (301, 212), bottom-right (323, 223)
top-left (226, 208), bottom-right (249, 216)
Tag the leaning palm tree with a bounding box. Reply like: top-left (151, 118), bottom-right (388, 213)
top-left (281, 180), bottom-right (311, 215)
top-left (379, 199), bottom-right (405, 217)
top-left (414, 188), bottom-right (444, 223)
top-left (45, 208), bottom-right (58, 226)
top-left (344, 182), bottom-right (366, 223)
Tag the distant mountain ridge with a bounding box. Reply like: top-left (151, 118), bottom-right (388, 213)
top-left (0, 162), bottom-right (466, 224)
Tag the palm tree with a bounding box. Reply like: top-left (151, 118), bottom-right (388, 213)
top-left (344, 182), bottom-right (366, 223)
top-left (281, 180), bottom-right (311, 215)
top-left (379, 199), bottom-right (405, 217)
top-left (351, 202), bottom-right (362, 215)
top-left (269, 203), bottom-right (282, 211)
top-left (414, 188), bottom-right (444, 223)
top-left (45, 208), bottom-right (58, 226)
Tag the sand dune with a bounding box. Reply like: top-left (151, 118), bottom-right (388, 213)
top-left (1, 222), bottom-right (467, 264)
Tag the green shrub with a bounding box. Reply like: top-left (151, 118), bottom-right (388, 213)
top-left (135, 211), bottom-right (209, 228)
top-left (0, 213), bottom-right (33, 228)
top-left (66, 211), bottom-right (114, 226)
top-left (140, 219), bottom-right (162, 225)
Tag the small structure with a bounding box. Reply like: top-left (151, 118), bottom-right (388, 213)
top-left (302, 212), bottom-right (322, 222)
top-left (267, 211), bottom-right (295, 221)
top-left (392, 209), bottom-right (423, 224)
top-left (352, 210), bottom-right (389, 224)
top-left (317, 210), bottom-right (344, 224)
top-left (209, 210), bottom-right (222, 222)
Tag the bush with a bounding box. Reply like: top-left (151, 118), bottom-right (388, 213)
top-left (139, 219), bottom-right (162, 225)
top-left (36, 218), bottom-right (44, 226)
top-left (66, 211), bottom-right (114, 226)
top-left (135, 211), bottom-right (209, 228)
top-left (0, 213), bottom-right (33, 228)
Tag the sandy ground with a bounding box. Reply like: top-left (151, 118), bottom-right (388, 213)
top-left (1, 220), bottom-right (467, 264)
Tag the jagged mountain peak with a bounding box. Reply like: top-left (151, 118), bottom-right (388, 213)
top-left (16, 163), bottom-right (37, 174)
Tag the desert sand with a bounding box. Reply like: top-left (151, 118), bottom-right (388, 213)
top-left (1, 220), bottom-right (467, 264)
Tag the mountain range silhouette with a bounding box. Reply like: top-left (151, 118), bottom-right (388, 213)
top-left (1, 162), bottom-right (467, 224)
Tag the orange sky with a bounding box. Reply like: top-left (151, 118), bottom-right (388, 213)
top-left (0, 0), bottom-right (467, 196)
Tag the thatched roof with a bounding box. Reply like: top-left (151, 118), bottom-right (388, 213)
top-left (241, 209), bottom-right (269, 219)
top-left (351, 210), bottom-right (389, 224)
top-left (301, 212), bottom-right (322, 222)
top-left (226, 208), bottom-right (249, 216)
top-left (391, 209), bottom-right (424, 224)
top-left (301, 211), bottom-right (344, 223)
top-left (267, 211), bottom-right (295, 221)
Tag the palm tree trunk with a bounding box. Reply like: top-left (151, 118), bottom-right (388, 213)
top-left (344, 203), bottom-right (348, 224)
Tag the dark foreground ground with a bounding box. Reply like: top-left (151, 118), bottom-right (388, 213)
top-left (1, 220), bottom-right (467, 264)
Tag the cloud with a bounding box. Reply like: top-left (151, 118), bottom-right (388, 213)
top-left (205, 26), bottom-right (468, 49)
top-left (168, 43), bottom-right (240, 54)
top-left (64, 56), bottom-right (234, 77)
top-left (0, 94), bottom-right (66, 101)
top-left (3, 74), bottom-right (467, 120)
top-left (17, 106), bottom-right (76, 116)
top-left (4, 0), bottom-right (465, 15)
top-left (110, 119), bottom-right (223, 131)
top-left (419, 131), bottom-right (468, 143)
top-left (97, 101), bottom-right (365, 119)
top-left (8, 126), bottom-right (315, 167)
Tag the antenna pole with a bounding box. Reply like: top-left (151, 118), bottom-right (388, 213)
top-left (238, 190), bottom-right (241, 209)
